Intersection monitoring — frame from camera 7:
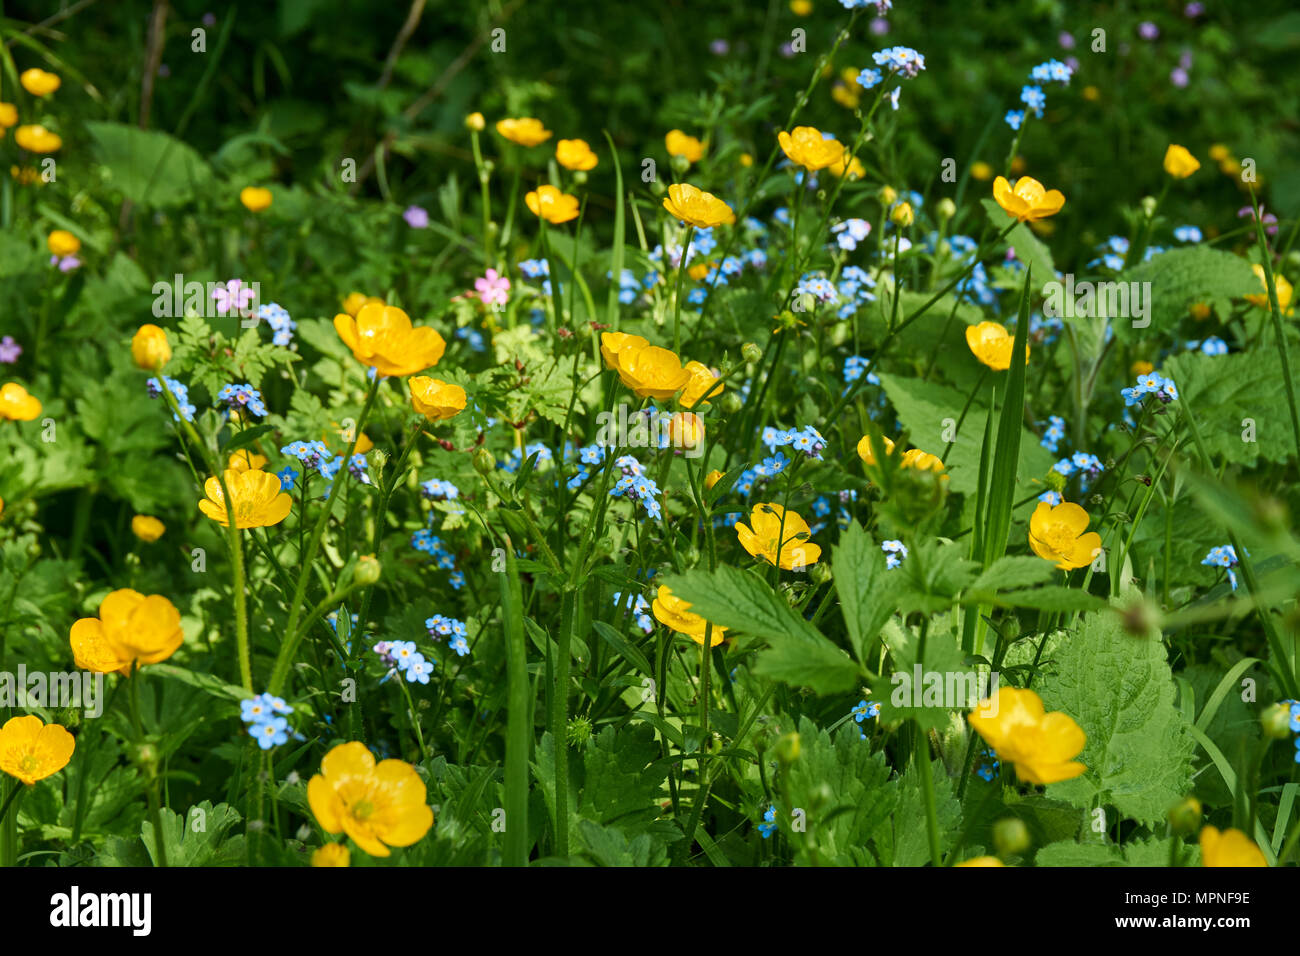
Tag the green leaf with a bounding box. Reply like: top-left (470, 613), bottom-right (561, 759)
top-left (982, 270), bottom-right (1032, 567)
top-left (981, 199), bottom-right (1054, 283)
top-left (85, 121), bottom-right (214, 207)
top-left (832, 521), bottom-right (899, 664)
top-left (1037, 612), bottom-right (1194, 826)
top-left (872, 626), bottom-right (983, 731)
top-left (1115, 246), bottom-right (1258, 341)
top-left (969, 555), bottom-right (1056, 593)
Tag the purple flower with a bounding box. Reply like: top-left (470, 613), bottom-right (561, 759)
top-left (1138, 21), bottom-right (1158, 40)
top-left (710, 38), bottom-right (729, 55)
top-left (1058, 32), bottom-right (1075, 49)
top-left (0, 336), bottom-right (21, 364)
top-left (403, 205), bottom-right (429, 229)
top-left (1184, 2), bottom-right (1204, 17)
top-left (1170, 68), bottom-right (1189, 88)
top-left (869, 17), bottom-right (890, 35)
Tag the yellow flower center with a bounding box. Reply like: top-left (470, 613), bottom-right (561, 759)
top-left (351, 799), bottom-right (375, 821)
top-left (19, 753), bottom-right (40, 774)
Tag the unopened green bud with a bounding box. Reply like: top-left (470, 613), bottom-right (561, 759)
top-left (741, 342), bottom-right (763, 364)
top-left (473, 447), bottom-right (496, 476)
top-left (936, 198), bottom-right (957, 221)
top-left (1261, 703), bottom-right (1293, 740)
top-left (774, 731), bottom-right (801, 765)
top-left (993, 817), bottom-right (1031, 857)
top-left (355, 554), bottom-right (381, 587)
top-left (1167, 795), bottom-right (1202, 836)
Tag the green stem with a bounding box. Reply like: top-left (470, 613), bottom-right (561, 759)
top-left (915, 723), bottom-right (943, 866)
top-left (129, 668), bottom-right (168, 867)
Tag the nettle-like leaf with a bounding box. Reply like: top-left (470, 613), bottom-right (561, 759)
top-left (1162, 350), bottom-right (1292, 465)
top-left (1037, 611), bottom-right (1194, 826)
top-left (1114, 246), bottom-right (1258, 341)
top-left (872, 623), bottom-right (984, 731)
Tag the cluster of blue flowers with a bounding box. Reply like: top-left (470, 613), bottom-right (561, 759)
top-left (881, 539), bottom-right (908, 569)
top-left (609, 455), bottom-right (663, 520)
top-left (832, 218), bottom-right (872, 251)
top-left (1174, 225), bottom-right (1203, 243)
top-left (146, 376), bottom-right (196, 422)
top-left (258, 303), bottom-right (296, 347)
top-left (240, 692), bottom-right (296, 750)
top-left (613, 591), bottom-right (655, 634)
top-left (1279, 700), bottom-right (1300, 763)
top-left (843, 354), bottom-right (881, 387)
top-left (760, 425), bottom-right (827, 459)
top-left (1121, 372), bottom-right (1179, 407)
top-left (420, 478), bottom-right (460, 501)
top-left (499, 442), bottom-right (554, 474)
top-left (1202, 544), bottom-right (1240, 591)
top-left (426, 614), bottom-right (470, 657)
top-left (216, 383), bottom-right (268, 418)
top-left (1185, 336), bottom-right (1228, 356)
top-left (411, 527), bottom-right (464, 589)
top-left (1006, 59), bottom-right (1072, 130)
top-left (851, 698), bottom-right (881, 739)
top-left (281, 439), bottom-right (333, 471)
top-left (1040, 415), bottom-right (1066, 453)
top-left (976, 747), bottom-right (1001, 782)
top-left (374, 640), bottom-right (434, 684)
top-left (566, 442), bottom-right (606, 489)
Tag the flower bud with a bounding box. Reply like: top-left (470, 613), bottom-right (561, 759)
top-left (936, 198), bottom-right (956, 221)
top-left (704, 469), bottom-right (725, 490)
top-left (774, 731), bottom-right (801, 765)
top-left (473, 447), bottom-right (497, 476)
top-left (721, 391), bottom-right (744, 414)
top-left (131, 324), bottom-right (172, 371)
top-left (993, 817), bottom-right (1031, 857)
top-left (741, 342), bottom-right (762, 364)
top-left (1261, 703), bottom-right (1293, 740)
top-left (1141, 195), bottom-right (1157, 217)
top-left (1167, 796), bottom-right (1202, 836)
top-left (354, 554), bottom-right (381, 587)
top-left (877, 185), bottom-right (898, 206)
top-left (465, 111), bottom-right (486, 131)
top-left (810, 561), bottom-right (832, 586)
top-left (890, 202), bottom-right (914, 227)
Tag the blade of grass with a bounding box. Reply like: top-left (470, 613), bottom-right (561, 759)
top-left (500, 534), bottom-right (531, 867)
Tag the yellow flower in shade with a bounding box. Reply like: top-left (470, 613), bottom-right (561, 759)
top-left (1131, 360), bottom-right (1154, 377)
top-left (496, 117), bottom-right (551, 147)
top-left (199, 469), bottom-right (292, 529)
top-left (680, 360), bottom-right (723, 408)
top-left (0, 103), bottom-right (16, 128)
top-left (465, 112), bottom-right (486, 132)
top-left (1189, 302), bottom-right (1211, 321)
top-left (955, 856), bottom-right (1006, 867)
top-left (831, 68), bottom-right (861, 109)
top-left (0, 715), bottom-right (74, 785)
top-left (739, 153), bottom-right (754, 167)
top-left (239, 186), bottom-right (273, 212)
top-left (613, 345), bottom-right (691, 399)
top-left (704, 469), bottom-right (725, 490)
top-left (1199, 826), bottom-right (1267, 867)
top-left (333, 303), bottom-right (446, 377)
top-left (14, 124), bottom-right (61, 152)
top-left (1244, 264), bottom-right (1294, 315)
top-left (970, 161), bottom-right (993, 181)
top-left (777, 126), bottom-right (845, 172)
top-left (687, 261), bottom-right (713, 281)
top-left (0, 497), bottom-right (5, 520)
top-left (856, 433), bottom-right (896, 466)
top-left (342, 292), bottom-right (384, 317)
top-left (0, 382), bottom-right (42, 421)
top-left (665, 129), bottom-right (704, 164)
top-left (307, 741), bottom-right (434, 857)
top-left (312, 843), bottom-right (351, 867)
top-left (599, 332), bottom-right (649, 370)
top-left (828, 152), bottom-right (865, 180)
top-left (47, 230), bottom-right (80, 257)
top-left (408, 376), bottom-right (467, 421)
top-left (227, 451), bottom-right (269, 473)
top-left (131, 515), bottom-right (165, 543)
top-left (131, 324), bottom-right (171, 371)
top-left (663, 183), bottom-right (735, 228)
top-left (652, 585), bottom-right (727, 646)
top-left (524, 183), bottom-right (579, 224)
top-left (1207, 143), bottom-right (1230, 162)
top-left (790, 0), bottom-right (812, 15)
top-left (968, 686), bottom-right (1086, 785)
top-left (901, 448), bottom-right (946, 475)
top-left (1163, 144), bottom-right (1200, 179)
top-left (890, 202), bottom-right (914, 227)
top-left (1028, 500), bottom-right (1102, 570)
top-left (736, 503), bottom-right (821, 570)
top-left (992, 175), bottom-right (1065, 222)
top-left (555, 138), bottom-right (598, 171)
top-left (667, 411), bottom-right (704, 454)
top-left (20, 69), bottom-right (60, 97)
top-left (965, 321), bottom-right (1029, 370)
top-left (70, 589), bottom-right (184, 671)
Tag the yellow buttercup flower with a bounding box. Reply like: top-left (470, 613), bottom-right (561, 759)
top-left (901, 448), bottom-right (946, 475)
top-left (465, 112), bottom-right (486, 132)
top-left (790, 0), bottom-right (812, 15)
top-left (612, 345), bottom-right (691, 399)
top-left (599, 332), bottom-right (649, 370)
top-left (680, 360), bottom-right (723, 408)
top-left (992, 175), bottom-right (1065, 222)
top-left (0, 382), bottom-right (42, 421)
top-left (665, 129), bottom-right (704, 164)
top-left (955, 856), bottom-right (1006, 867)
top-left (667, 411), bottom-right (704, 454)
top-left (1189, 302), bottom-right (1212, 321)
top-left (70, 589), bottom-right (184, 672)
top-left (965, 321), bottom-right (1029, 370)
top-left (890, 202), bottom-right (914, 227)
top-left (687, 260), bottom-right (713, 281)
top-left (47, 230), bottom-right (80, 257)
top-left (199, 468), bottom-right (292, 529)
top-left (0, 103), bottom-right (16, 128)
top-left (970, 161), bottom-right (993, 181)
top-left (0, 715), bottom-right (74, 785)
top-left (555, 138), bottom-right (598, 171)
top-left (1130, 360), bottom-right (1154, 377)
top-left (1028, 500), bottom-right (1102, 570)
top-left (131, 324), bottom-right (171, 371)
top-left (496, 117), bottom-right (552, 147)
top-left (739, 152), bottom-right (754, 167)
top-left (312, 843), bottom-right (351, 867)
top-left (968, 686), bottom-right (1086, 785)
top-left (1199, 826), bottom-right (1267, 867)
top-left (131, 515), bottom-right (166, 543)
top-left (227, 451), bottom-right (269, 473)
top-left (333, 303), bottom-right (446, 377)
top-left (20, 69), bottom-right (61, 97)
top-left (856, 433), bottom-right (896, 466)
top-left (525, 183), bottom-right (580, 224)
top-left (663, 183), bottom-right (735, 228)
top-left (409, 376), bottom-right (467, 421)
top-left (828, 152), bottom-right (865, 180)
top-left (704, 469), bottom-right (725, 490)
top-left (736, 503), bottom-right (821, 570)
top-left (342, 292), bottom-right (384, 317)
top-left (777, 125), bottom-right (845, 171)
top-left (1244, 264), bottom-right (1294, 315)
top-left (14, 124), bottom-right (61, 153)
top-left (239, 186), bottom-right (273, 212)
top-left (307, 741), bottom-right (434, 857)
top-left (1163, 144), bottom-right (1200, 179)
top-left (652, 585), bottom-right (727, 646)
top-left (0, 497), bottom-right (5, 520)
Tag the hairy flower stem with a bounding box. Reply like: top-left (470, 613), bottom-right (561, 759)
top-left (672, 225), bottom-right (695, 354)
top-left (915, 721), bottom-right (943, 866)
top-left (551, 587), bottom-right (577, 858)
top-left (270, 374), bottom-right (381, 696)
top-left (129, 668), bottom-right (168, 868)
top-left (356, 418), bottom-right (425, 637)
